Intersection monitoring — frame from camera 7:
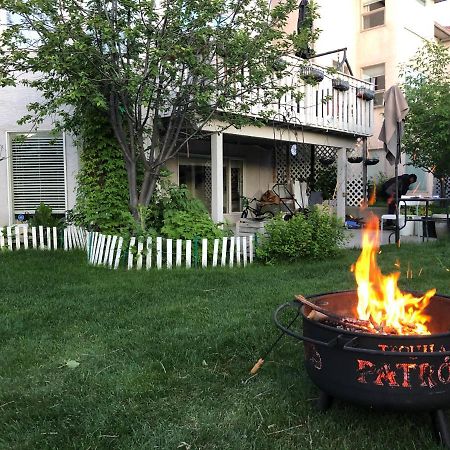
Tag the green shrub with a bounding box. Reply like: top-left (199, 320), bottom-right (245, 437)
top-left (28, 203), bottom-right (63, 228)
top-left (161, 211), bottom-right (226, 241)
top-left (144, 182), bottom-right (208, 234)
top-left (256, 207), bottom-right (345, 262)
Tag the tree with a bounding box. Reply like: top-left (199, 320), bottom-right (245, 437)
top-left (402, 41), bottom-right (450, 196)
top-left (0, 0), bottom-right (318, 222)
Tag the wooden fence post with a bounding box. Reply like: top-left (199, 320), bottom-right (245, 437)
top-left (128, 237), bottom-right (136, 270)
top-left (212, 239), bottom-right (219, 267)
top-left (176, 239), bottom-right (182, 267)
top-left (114, 237), bottom-right (123, 269)
top-left (156, 237), bottom-right (162, 269)
top-left (146, 237), bottom-right (152, 270)
top-left (201, 238), bottom-right (208, 268)
top-left (185, 240), bottom-right (192, 268)
top-left (221, 237), bottom-right (227, 267)
top-left (15, 226), bottom-right (20, 250)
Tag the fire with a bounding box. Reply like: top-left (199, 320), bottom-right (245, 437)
top-left (353, 214), bottom-right (435, 335)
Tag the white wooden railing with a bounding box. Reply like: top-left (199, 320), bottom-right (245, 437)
top-left (217, 57), bottom-right (374, 137)
top-left (248, 64), bottom-right (373, 136)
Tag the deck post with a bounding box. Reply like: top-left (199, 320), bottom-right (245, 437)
top-left (211, 132), bottom-right (224, 223)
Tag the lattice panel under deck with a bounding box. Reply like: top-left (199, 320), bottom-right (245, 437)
top-left (434, 177), bottom-right (450, 198)
top-left (346, 177), bottom-right (364, 207)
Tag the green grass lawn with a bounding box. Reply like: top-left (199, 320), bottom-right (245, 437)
top-left (1, 242), bottom-right (450, 450)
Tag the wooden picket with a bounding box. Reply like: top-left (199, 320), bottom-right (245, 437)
top-left (145, 237), bottom-right (152, 269)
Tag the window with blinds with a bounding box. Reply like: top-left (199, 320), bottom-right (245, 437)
top-left (11, 133), bottom-right (66, 214)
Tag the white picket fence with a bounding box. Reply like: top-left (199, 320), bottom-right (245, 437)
top-left (1, 225), bottom-right (257, 270)
top-left (0, 225), bottom-right (86, 251)
top-left (86, 232), bottom-right (255, 270)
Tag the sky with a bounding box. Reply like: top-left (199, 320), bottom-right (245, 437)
top-left (434, 1), bottom-right (450, 26)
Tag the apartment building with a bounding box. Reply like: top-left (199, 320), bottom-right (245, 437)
top-left (292, 0), bottom-right (448, 194)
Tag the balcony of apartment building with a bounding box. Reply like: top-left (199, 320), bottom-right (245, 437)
top-left (217, 56), bottom-right (374, 138)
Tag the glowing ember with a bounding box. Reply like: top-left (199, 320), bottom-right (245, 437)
top-left (352, 214), bottom-right (435, 335)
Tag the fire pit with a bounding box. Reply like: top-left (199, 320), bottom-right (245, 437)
top-left (274, 290), bottom-right (450, 446)
top-left (273, 214), bottom-right (450, 446)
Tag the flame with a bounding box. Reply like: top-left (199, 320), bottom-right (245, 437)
top-left (353, 214), bottom-right (435, 335)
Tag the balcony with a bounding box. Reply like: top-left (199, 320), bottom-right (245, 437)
top-left (230, 59), bottom-right (374, 137)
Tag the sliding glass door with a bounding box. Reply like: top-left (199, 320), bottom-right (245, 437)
top-left (178, 157), bottom-right (243, 214)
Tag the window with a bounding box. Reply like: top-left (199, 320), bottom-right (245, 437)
top-left (178, 157), bottom-right (243, 214)
top-left (10, 133), bottom-right (66, 215)
top-left (362, 0), bottom-right (385, 30)
top-left (362, 64), bottom-right (385, 107)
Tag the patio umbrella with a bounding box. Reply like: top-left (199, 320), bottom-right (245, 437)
top-left (378, 85), bottom-right (409, 245)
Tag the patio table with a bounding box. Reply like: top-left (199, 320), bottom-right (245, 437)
top-left (392, 197), bottom-right (450, 243)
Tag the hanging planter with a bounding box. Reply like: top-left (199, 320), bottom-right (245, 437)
top-left (300, 66), bottom-right (325, 84)
top-left (347, 156), bottom-right (363, 164)
top-left (332, 78), bottom-right (350, 92)
top-left (356, 87), bottom-right (375, 101)
top-left (364, 158), bottom-right (379, 166)
top-left (271, 58), bottom-right (288, 79)
top-left (319, 157), bottom-right (335, 166)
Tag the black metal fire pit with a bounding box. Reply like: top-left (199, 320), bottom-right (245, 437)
top-left (274, 290), bottom-right (450, 447)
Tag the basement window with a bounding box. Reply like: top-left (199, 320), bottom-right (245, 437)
top-left (10, 132), bottom-right (67, 215)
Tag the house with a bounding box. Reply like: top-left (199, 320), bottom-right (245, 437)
top-left (0, 3), bottom-right (377, 228)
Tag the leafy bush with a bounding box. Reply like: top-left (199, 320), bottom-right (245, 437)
top-left (161, 211), bottom-right (226, 241)
top-left (144, 181), bottom-right (208, 234)
top-left (28, 203), bottom-right (63, 228)
top-left (256, 207), bottom-right (345, 262)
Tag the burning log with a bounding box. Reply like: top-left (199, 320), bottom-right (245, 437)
top-left (296, 294), bottom-right (373, 330)
top-left (296, 294), bottom-right (414, 335)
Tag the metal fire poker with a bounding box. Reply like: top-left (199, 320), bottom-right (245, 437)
top-left (249, 294), bottom-right (375, 374)
top-left (249, 309), bottom-right (301, 375)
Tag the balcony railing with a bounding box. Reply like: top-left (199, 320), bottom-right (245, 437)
top-left (230, 60), bottom-right (374, 137)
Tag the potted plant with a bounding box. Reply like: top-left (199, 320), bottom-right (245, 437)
top-left (332, 78), bottom-right (350, 92)
top-left (356, 87), bottom-right (375, 101)
top-left (300, 66), bottom-right (325, 84)
top-left (319, 157), bottom-right (335, 166)
top-left (364, 158), bottom-right (379, 166)
top-left (347, 156), bottom-right (363, 163)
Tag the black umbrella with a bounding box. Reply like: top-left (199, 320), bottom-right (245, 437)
top-left (378, 85), bottom-right (409, 245)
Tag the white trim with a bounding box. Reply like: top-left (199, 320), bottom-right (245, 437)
top-left (211, 132), bottom-right (223, 223)
top-left (6, 132), bottom-right (13, 226)
top-left (63, 132), bottom-right (68, 212)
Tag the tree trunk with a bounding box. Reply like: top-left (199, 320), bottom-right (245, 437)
top-left (126, 160), bottom-right (139, 220)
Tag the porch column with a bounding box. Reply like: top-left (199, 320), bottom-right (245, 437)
top-left (211, 132), bottom-right (223, 223)
top-left (336, 147), bottom-right (347, 220)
